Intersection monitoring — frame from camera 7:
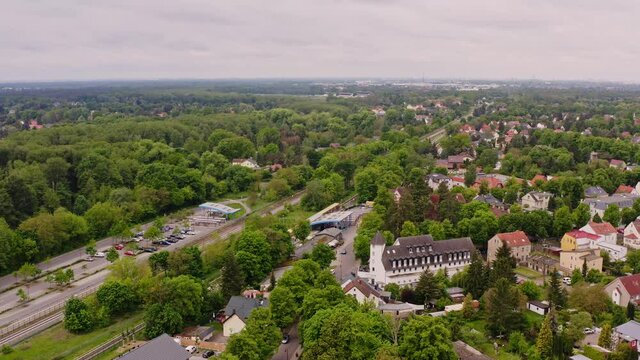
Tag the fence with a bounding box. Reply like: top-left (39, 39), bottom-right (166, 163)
top-left (76, 322), bottom-right (144, 360)
top-left (0, 284), bottom-right (99, 339)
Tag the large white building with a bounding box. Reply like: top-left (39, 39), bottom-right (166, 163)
top-left (362, 232), bottom-right (475, 287)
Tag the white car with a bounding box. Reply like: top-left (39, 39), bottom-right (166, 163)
top-left (185, 345), bottom-right (197, 354)
top-left (186, 231), bottom-right (196, 235)
top-left (583, 328), bottom-right (595, 335)
top-left (84, 256), bottom-right (94, 262)
top-left (562, 277), bottom-right (571, 285)
top-left (94, 251), bottom-right (106, 258)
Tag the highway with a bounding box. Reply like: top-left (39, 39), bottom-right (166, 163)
top-left (0, 193), bottom-right (304, 346)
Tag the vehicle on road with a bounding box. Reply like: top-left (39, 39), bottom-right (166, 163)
top-left (186, 230), bottom-right (196, 235)
top-left (583, 328), bottom-right (595, 334)
top-left (281, 334), bottom-right (290, 344)
top-left (114, 244), bottom-right (125, 250)
top-left (84, 256), bottom-right (94, 262)
top-left (185, 345), bottom-right (197, 354)
top-left (340, 249), bottom-right (347, 255)
top-left (124, 250), bottom-right (136, 256)
top-left (143, 247), bottom-right (158, 253)
top-left (202, 350), bottom-right (215, 358)
top-left (94, 251), bottom-right (106, 258)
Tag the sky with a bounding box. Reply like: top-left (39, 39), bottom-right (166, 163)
top-left (2, 0), bottom-right (640, 82)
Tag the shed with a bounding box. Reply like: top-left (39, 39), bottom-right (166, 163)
top-left (527, 300), bottom-right (550, 316)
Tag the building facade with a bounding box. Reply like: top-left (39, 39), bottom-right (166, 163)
top-left (487, 231), bottom-right (531, 264)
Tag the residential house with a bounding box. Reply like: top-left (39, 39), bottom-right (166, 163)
top-left (527, 300), bottom-right (550, 316)
top-left (530, 174), bottom-right (548, 186)
top-left (520, 191), bottom-right (552, 211)
top-left (580, 221), bottom-right (618, 244)
top-left (605, 274), bottom-right (640, 307)
top-left (473, 176), bottom-right (504, 190)
top-left (232, 158), bottom-right (260, 170)
top-left (118, 334), bottom-right (190, 360)
top-left (613, 320), bottom-right (640, 354)
top-left (342, 277), bottom-right (390, 305)
top-left (528, 254), bottom-right (560, 275)
top-left (487, 231), bottom-right (531, 264)
top-left (624, 219), bottom-right (640, 249)
top-left (175, 326), bottom-right (214, 342)
top-left (28, 120), bottom-right (43, 130)
top-left (446, 154), bottom-right (473, 169)
top-left (584, 186), bottom-right (608, 198)
top-left (446, 287), bottom-right (466, 303)
top-left (559, 249), bottom-right (602, 273)
top-left (378, 302), bottom-right (424, 319)
top-left (583, 194), bottom-right (639, 218)
top-left (610, 159), bottom-right (627, 170)
top-left (426, 173), bottom-right (453, 191)
top-left (563, 223), bottom-right (626, 261)
top-left (221, 296), bottom-right (269, 337)
top-left (450, 176), bottom-right (466, 188)
top-left (473, 194), bottom-right (508, 211)
top-left (616, 185), bottom-right (635, 194)
top-left (363, 232), bottom-right (475, 286)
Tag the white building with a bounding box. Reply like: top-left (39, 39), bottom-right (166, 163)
top-left (583, 194), bottom-right (639, 218)
top-left (221, 296), bottom-right (268, 337)
top-left (342, 277), bottom-right (389, 305)
top-left (580, 221), bottom-right (617, 244)
top-left (231, 158), bottom-right (260, 170)
top-left (624, 219), bottom-right (640, 249)
top-left (363, 232), bottom-right (475, 287)
top-left (520, 191), bottom-right (552, 211)
top-left (426, 173), bottom-right (453, 191)
top-left (527, 300), bottom-right (550, 316)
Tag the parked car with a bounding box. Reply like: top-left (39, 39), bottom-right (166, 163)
top-left (84, 256), bottom-right (95, 262)
top-left (281, 334), bottom-right (290, 344)
top-left (186, 231), bottom-right (196, 235)
top-left (202, 350), bottom-right (215, 358)
top-left (124, 250), bottom-right (136, 256)
top-left (94, 251), bottom-right (106, 258)
top-left (114, 244), bottom-right (124, 250)
top-left (143, 247), bottom-right (157, 253)
top-left (185, 345), bottom-right (197, 354)
top-left (166, 238), bottom-right (177, 243)
top-left (340, 249), bottom-right (347, 255)
top-left (562, 277), bottom-right (572, 285)
top-left (583, 328), bottom-right (595, 334)
top-left (158, 240), bottom-right (171, 246)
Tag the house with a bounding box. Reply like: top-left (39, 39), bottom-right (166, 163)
top-left (624, 219), bottom-right (640, 249)
top-left (450, 176), bottom-right (466, 187)
top-left (528, 254), bottom-right (560, 275)
top-left (473, 194), bottom-right (508, 210)
top-left (28, 120), bottom-right (43, 130)
top-left (527, 300), bottom-right (550, 316)
top-left (613, 320), bottom-right (640, 352)
top-left (584, 186), bottom-right (608, 198)
top-left (583, 194), bottom-right (639, 218)
top-left (559, 249), bottom-right (602, 273)
top-left (530, 174), bottom-right (548, 185)
top-left (605, 274), bottom-right (640, 307)
top-left (520, 191), bottom-right (552, 211)
top-left (561, 230), bottom-right (601, 251)
top-left (610, 159), bottom-right (627, 170)
top-left (426, 173), bottom-right (453, 191)
top-left (221, 296), bottom-right (269, 337)
top-left (372, 107), bottom-right (386, 117)
top-left (232, 158), bottom-right (260, 170)
top-left (487, 231), bottom-right (531, 264)
top-left (117, 333), bottom-right (190, 360)
top-left (616, 185), bottom-right (635, 194)
top-left (378, 302), bottom-right (424, 319)
top-left (580, 221), bottom-right (618, 244)
top-left (363, 232), bottom-right (475, 286)
top-left (342, 277), bottom-right (390, 305)
top-left (446, 287), bottom-right (466, 303)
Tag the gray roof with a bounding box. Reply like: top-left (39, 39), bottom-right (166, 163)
top-left (474, 194), bottom-right (507, 209)
top-left (528, 300), bottom-right (550, 309)
top-left (569, 355), bottom-right (593, 360)
top-left (316, 227), bottom-right (342, 238)
top-left (583, 194), bottom-right (639, 211)
top-left (381, 235), bottom-right (475, 271)
top-left (615, 320), bottom-right (640, 341)
top-left (526, 191), bottom-right (552, 201)
top-left (427, 173), bottom-right (451, 181)
top-left (584, 186), bottom-right (608, 198)
top-left (222, 296), bottom-right (269, 321)
top-left (453, 340), bottom-right (491, 360)
top-left (117, 334), bottom-right (189, 360)
top-left (371, 231), bottom-right (386, 246)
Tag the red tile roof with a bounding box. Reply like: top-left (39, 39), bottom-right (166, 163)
top-left (495, 231), bottom-right (530, 247)
top-left (531, 174), bottom-right (547, 183)
top-left (474, 177), bottom-right (503, 189)
top-left (587, 221), bottom-right (617, 235)
top-left (616, 185), bottom-right (634, 194)
top-left (565, 229), bottom-right (599, 240)
top-left (619, 274), bottom-right (640, 297)
top-left (490, 207), bottom-right (508, 218)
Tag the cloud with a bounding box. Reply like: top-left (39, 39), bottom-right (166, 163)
top-left (0, 0), bottom-right (639, 82)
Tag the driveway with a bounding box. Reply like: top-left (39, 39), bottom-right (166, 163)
top-left (272, 323), bottom-right (301, 360)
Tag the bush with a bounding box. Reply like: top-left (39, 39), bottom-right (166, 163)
top-left (1, 345), bottom-right (14, 354)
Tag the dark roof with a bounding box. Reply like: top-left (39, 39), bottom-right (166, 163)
top-left (474, 194), bottom-right (507, 209)
top-left (315, 227), bottom-right (342, 239)
top-left (453, 340), bottom-right (491, 360)
top-left (117, 334), bottom-right (189, 360)
top-left (371, 231), bottom-right (386, 246)
top-left (528, 300), bottom-right (550, 309)
top-left (584, 186), bottom-right (608, 198)
top-left (222, 296), bottom-right (269, 322)
top-left (343, 277), bottom-right (386, 300)
top-left (380, 235), bottom-right (475, 271)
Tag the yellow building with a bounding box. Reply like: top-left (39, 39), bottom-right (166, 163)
top-left (561, 230), bottom-right (599, 251)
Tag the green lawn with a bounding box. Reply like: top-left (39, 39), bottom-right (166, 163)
top-left (5, 312), bottom-right (143, 360)
top-left (515, 266), bottom-right (543, 279)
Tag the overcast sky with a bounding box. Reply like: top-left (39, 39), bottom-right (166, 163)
top-left (2, 0), bottom-right (640, 82)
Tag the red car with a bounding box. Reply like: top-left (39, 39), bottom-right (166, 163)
top-left (114, 244), bottom-right (124, 250)
top-left (124, 250), bottom-right (136, 256)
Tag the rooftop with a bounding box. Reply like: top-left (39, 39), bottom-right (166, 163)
top-left (116, 334), bottom-right (189, 360)
top-left (495, 231), bottom-right (531, 247)
top-left (586, 221), bottom-right (617, 235)
top-left (198, 202), bottom-right (240, 214)
top-left (222, 296), bottom-right (269, 322)
top-left (309, 210), bottom-right (353, 226)
top-left (615, 320), bottom-right (640, 341)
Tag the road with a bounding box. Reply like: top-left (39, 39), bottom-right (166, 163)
top-left (272, 319), bottom-right (301, 360)
top-left (331, 207), bottom-right (370, 283)
top-left (0, 193), bottom-right (303, 345)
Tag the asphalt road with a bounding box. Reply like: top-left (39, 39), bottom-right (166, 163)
top-left (0, 194), bottom-right (303, 335)
top-left (272, 323), bottom-right (301, 360)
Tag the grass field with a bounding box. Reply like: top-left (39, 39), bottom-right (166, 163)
top-left (515, 266), bottom-right (543, 279)
top-left (4, 312), bottom-right (144, 360)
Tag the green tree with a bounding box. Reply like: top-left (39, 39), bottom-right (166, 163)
top-left (519, 280), bottom-right (542, 300)
top-left (414, 270), bottom-right (443, 306)
top-left (384, 283), bottom-right (401, 300)
top-left (269, 286), bottom-right (297, 329)
top-left (464, 166), bottom-right (477, 187)
top-left (571, 268), bottom-right (584, 285)
top-left (603, 204), bottom-right (622, 226)
top-left (400, 221), bottom-right (419, 237)
top-left (85, 240), bottom-right (97, 257)
top-left (536, 310), bottom-right (554, 359)
top-left (398, 316), bottom-right (456, 360)
top-left (64, 297), bottom-right (93, 333)
top-left (553, 206), bottom-right (574, 237)
top-left (573, 203), bottom-right (591, 228)
top-left (627, 302), bottom-right (636, 320)
top-left (16, 288), bottom-right (28, 302)
top-left (490, 242), bottom-right (516, 284)
top-left (462, 293), bottom-right (474, 318)
top-left (293, 220), bottom-right (311, 241)
top-left (149, 250), bottom-right (170, 275)
top-left (548, 271), bottom-right (567, 309)
top-left (465, 252), bottom-right (487, 299)
top-left (221, 252), bottom-right (245, 298)
top-left (598, 323), bottom-right (613, 349)
top-left (106, 247), bottom-right (119, 263)
top-left (143, 303), bottom-right (183, 339)
top-left (310, 243), bottom-right (336, 269)
top-left (484, 278), bottom-right (525, 336)
top-left (96, 280), bottom-right (138, 316)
